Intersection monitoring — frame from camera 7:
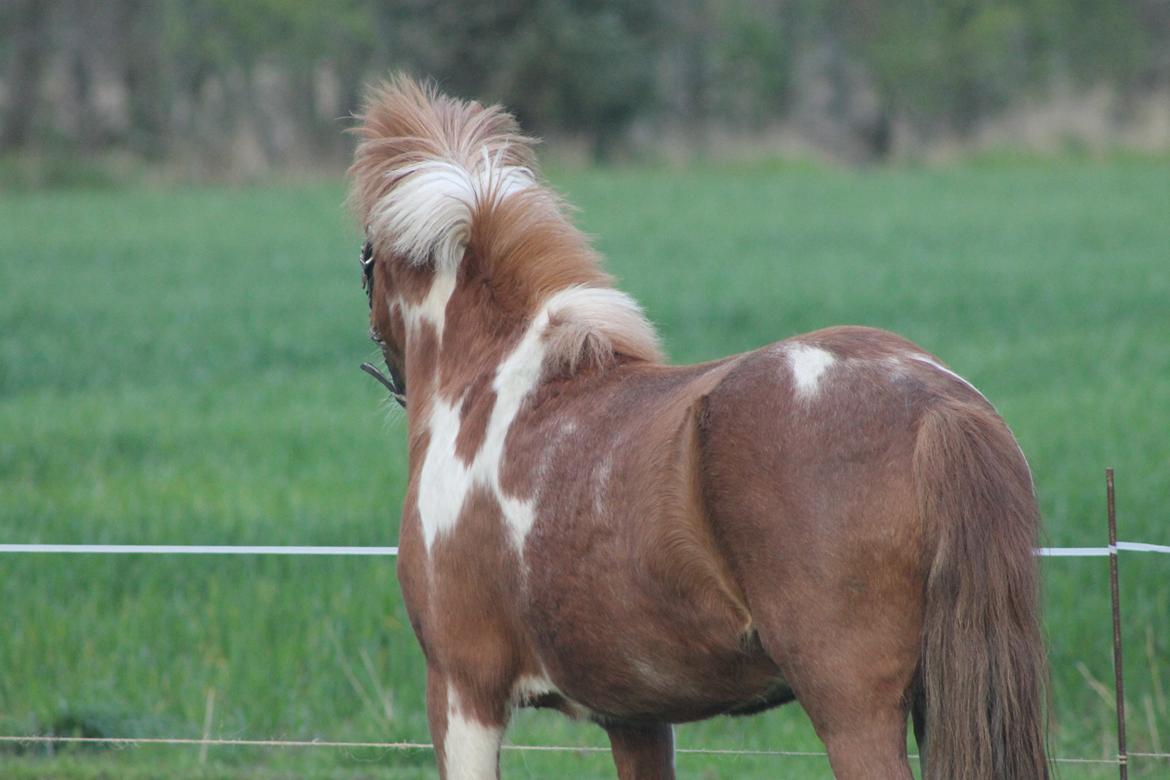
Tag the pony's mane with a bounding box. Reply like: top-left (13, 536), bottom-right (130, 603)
top-left (347, 75), bottom-right (663, 368)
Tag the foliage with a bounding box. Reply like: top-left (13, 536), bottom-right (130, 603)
top-left (1, 0), bottom-right (1167, 166)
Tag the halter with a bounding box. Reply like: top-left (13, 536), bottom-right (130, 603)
top-left (359, 239), bottom-right (407, 408)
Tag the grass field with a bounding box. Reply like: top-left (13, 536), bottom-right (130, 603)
top-left (2, 160), bottom-right (1168, 778)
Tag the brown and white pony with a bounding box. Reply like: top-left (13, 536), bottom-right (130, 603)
top-left (347, 76), bottom-right (1048, 780)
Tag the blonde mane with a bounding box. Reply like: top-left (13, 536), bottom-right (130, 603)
top-left (347, 75), bottom-right (663, 368)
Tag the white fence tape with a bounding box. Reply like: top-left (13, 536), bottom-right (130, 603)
top-left (1116, 540), bottom-right (1170, 554)
top-left (1, 543), bottom-right (1167, 556)
top-left (0, 544), bottom-right (398, 555)
top-left (1035, 547), bottom-right (1110, 557)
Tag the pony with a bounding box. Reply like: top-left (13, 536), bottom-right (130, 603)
top-left (346, 76), bottom-right (1048, 779)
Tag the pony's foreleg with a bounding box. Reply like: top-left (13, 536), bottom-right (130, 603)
top-left (426, 666), bottom-right (508, 780)
top-left (604, 721), bottom-right (675, 780)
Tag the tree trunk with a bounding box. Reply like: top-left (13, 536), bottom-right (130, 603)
top-left (1, 0), bottom-right (51, 151)
top-left (121, 0), bottom-right (169, 160)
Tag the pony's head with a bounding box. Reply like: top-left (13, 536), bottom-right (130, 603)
top-left (347, 75), bottom-right (662, 407)
top-left (348, 76), bottom-right (530, 403)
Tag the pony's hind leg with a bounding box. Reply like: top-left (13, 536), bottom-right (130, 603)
top-left (815, 703), bottom-right (914, 779)
top-left (746, 545), bottom-right (922, 779)
top-left (426, 666), bottom-right (509, 780)
top-left (604, 721), bottom-right (675, 780)
top-left (754, 614), bottom-right (919, 779)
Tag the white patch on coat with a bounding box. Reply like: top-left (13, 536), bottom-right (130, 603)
top-left (416, 399), bottom-right (468, 546)
top-left (511, 673), bottom-right (557, 707)
top-left (787, 343), bottom-right (837, 397)
top-left (417, 285), bottom-right (655, 554)
top-left (486, 313), bottom-right (552, 550)
top-left (401, 271), bottom-right (457, 342)
top-left (500, 493), bottom-right (536, 552)
top-left (371, 154), bottom-right (533, 271)
top-left (416, 392), bottom-right (540, 553)
top-left (444, 687), bottom-right (503, 780)
top-left (417, 302), bottom-right (555, 553)
top-left (510, 673), bottom-right (591, 719)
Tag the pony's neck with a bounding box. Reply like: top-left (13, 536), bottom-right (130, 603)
top-left (400, 265), bottom-right (662, 438)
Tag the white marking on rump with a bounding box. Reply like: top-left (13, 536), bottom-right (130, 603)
top-left (370, 156), bottom-right (533, 271)
top-left (787, 343), bottom-right (837, 397)
top-left (444, 687), bottom-right (503, 780)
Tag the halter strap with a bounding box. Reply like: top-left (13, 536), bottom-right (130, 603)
top-left (360, 240), bottom-right (375, 309)
top-left (358, 239), bottom-right (407, 408)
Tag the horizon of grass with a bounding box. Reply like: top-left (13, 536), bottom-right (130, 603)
top-left (4, 145), bottom-right (1170, 193)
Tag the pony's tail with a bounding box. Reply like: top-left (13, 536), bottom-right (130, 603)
top-left (913, 400), bottom-right (1049, 779)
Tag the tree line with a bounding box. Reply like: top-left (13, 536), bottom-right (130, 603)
top-left (2, 0), bottom-right (1168, 174)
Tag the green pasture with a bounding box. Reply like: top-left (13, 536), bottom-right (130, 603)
top-left (2, 160), bottom-right (1168, 778)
